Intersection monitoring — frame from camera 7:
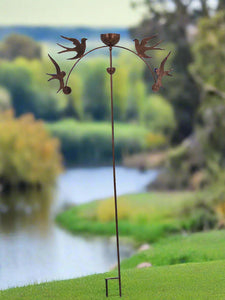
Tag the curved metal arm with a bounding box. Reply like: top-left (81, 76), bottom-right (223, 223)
top-left (114, 45), bottom-right (156, 83)
top-left (65, 46), bottom-right (108, 85)
top-left (66, 44), bottom-right (157, 86)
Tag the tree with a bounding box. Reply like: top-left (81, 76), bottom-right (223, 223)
top-left (0, 34), bottom-right (41, 60)
top-left (83, 58), bottom-right (109, 121)
top-left (64, 73), bottom-right (84, 120)
top-left (130, 0), bottom-right (221, 142)
top-left (0, 110), bottom-right (62, 189)
top-left (0, 59), bottom-right (68, 120)
top-left (190, 11), bottom-right (225, 93)
top-left (0, 86), bottom-right (11, 111)
top-left (144, 94), bottom-right (176, 137)
top-left (190, 11), bottom-right (225, 173)
top-left (133, 80), bottom-right (146, 125)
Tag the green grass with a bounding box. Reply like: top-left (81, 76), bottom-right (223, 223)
top-left (47, 119), bottom-right (163, 165)
top-left (56, 191), bottom-right (195, 243)
top-left (2, 260), bottom-right (225, 299)
top-left (121, 229), bottom-right (225, 269)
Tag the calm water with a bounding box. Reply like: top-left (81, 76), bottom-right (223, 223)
top-left (0, 167), bottom-right (158, 290)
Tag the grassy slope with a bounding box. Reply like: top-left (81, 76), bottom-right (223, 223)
top-left (121, 229), bottom-right (225, 268)
top-left (56, 192), bottom-right (194, 243)
top-left (2, 260), bottom-right (225, 299)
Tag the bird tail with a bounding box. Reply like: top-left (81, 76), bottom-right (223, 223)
top-left (46, 73), bottom-right (54, 81)
top-left (57, 43), bottom-right (72, 54)
top-left (147, 40), bottom-right (164, 50)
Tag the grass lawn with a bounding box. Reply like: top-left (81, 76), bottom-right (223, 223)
top-left (1, 260), bottom-right (225, 299)
top-left (121, 229), bottom-right (225, 268)
top-left (56, 191), bottom-right (195, 243)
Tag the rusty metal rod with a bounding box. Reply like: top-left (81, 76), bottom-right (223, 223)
top-left (65, 45), bottom-right (108, 86)
top-left (109, 46), bottom-right (122, 298)
top-left (114, 45), bottom-right (156, 82)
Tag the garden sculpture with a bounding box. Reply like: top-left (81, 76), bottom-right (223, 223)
top-left (47, 32), bottom-right (172, 297)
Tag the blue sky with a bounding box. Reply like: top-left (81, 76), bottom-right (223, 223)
top-left (0, 0), bottom-right (146, 27)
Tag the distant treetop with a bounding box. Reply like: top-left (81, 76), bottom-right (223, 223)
top-left (0, 34), bottom-right (41, 60)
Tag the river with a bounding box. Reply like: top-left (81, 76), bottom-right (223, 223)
top-left (0, 167), bottom-right (158, 290)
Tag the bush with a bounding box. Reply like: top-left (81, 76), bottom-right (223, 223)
top-left (146, 132), bottom-right (167, 150)
top-left (47, 119), bottom-right (151, 165)
top-left (0, 34), bottom-right (41, 60)
top-left (0, 60), bottom-right (69, 120)
top-left (0, 86), bottom-right (11, 111)
top-left (144, 94), bottom-right (176, 137)
top-left (0, 110), bottom-right (62, 189)
top-left (96, 197), bottom-right (130, 222)
top-left (181, 201), bottom-right (218, 232)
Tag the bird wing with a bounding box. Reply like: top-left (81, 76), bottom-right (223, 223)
top-left (159, 51), bottom-right (171, 73)
top-left (140, 35), bottom-right (158, 46)
top-left (48, 54), bottom-right (61, 74)
top-left (60, 35), bottom-right (80, 46)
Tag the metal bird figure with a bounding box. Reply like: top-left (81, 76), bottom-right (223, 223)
top-left (47, 54), bottom-right (66, 93)
top-left (152, 51), bottom-right (173, 92)
top-left (133, 35), bottom-right (164, 58)
top-left (57, 36), bottom-right (87, 60)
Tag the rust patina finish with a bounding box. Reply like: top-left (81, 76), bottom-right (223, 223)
top-left (47, 33), bottom-right (172, 298)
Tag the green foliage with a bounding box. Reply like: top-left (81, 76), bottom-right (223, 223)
top-left (133, 80), bottom-right (146, 125)
top-left (180, 199), bottom-right (218, 232)
top-left (82, 58), bottom-right (109, 120)
top-left (191, 11), bottom-right (225, 92)
top-left (0, 110), bottom-right (62, 188)
top-left (130, 0), bottom-right (203, 142)
top-left (145, 132), bottom-right (167, 150)
top-left (47, 119), bottom-right (151, 165)
top-left (113, 63), bottom-right (129, 121)
top-left (64, 73), bottom-right (84, 119)
top-left (0, 86), bottom-right (11, 111)
top-left (144, 94), bottom-right (176, 137)
top-left (179, 11), bottom-right (225, 187)
top-left (0, 59), bottom-right (68, 120)
top-left (0, 34), bottom-right (41, 60)
top-left (56, 192), bottom-right (194, 243)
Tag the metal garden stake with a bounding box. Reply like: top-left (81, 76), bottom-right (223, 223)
top-left (47, 32), bottom-right (172, 298)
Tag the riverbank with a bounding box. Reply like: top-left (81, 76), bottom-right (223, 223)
top-left (122, 151), bottom-right (168, 170)
top-left (56, 191), bottom-right (195, 244)
top-left (0, 167), bottom-right (156, 290)
top-left (2, 260), bottom-right (225, 299)
top-left (56, 190), bottom-right (225, 269)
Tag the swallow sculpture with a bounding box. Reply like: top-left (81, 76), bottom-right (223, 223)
top-left (152, 52), bottom-right (173, 92)
top-left (47, 54), bottom-right (66, 93)
top-left (133, 35), bottom-right (164, 58)
top-left (57, 36), bottom-right (87, 60)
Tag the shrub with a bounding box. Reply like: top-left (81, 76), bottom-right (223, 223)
top-left (47, 119), bottom-right (151, 165)
top-left (144, 94), bottom-right (176, 137)
top-left (0, 86), bottom-right (11, 111)
top-left (0, 110), bottom-right (62, 189)
top-left (0, 34), bottom-right (41, 60)
top-left (96, 197), bottom-right (130, 222)
top-left (146, 132), bottom-right (167, 150)
top-left (180, 198), bottom-right (218, 232)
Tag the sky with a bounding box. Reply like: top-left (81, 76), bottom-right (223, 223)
top-left (0, 0), bottom-right (146, 27)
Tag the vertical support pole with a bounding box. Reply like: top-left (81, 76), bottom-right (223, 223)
top-left (108, 46), bottom-right (122, 297)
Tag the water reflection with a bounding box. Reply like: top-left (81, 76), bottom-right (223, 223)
top-left (0, 189), bottom-right (53, 235)
top-left (0, 167), bottom-right (157, 290)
